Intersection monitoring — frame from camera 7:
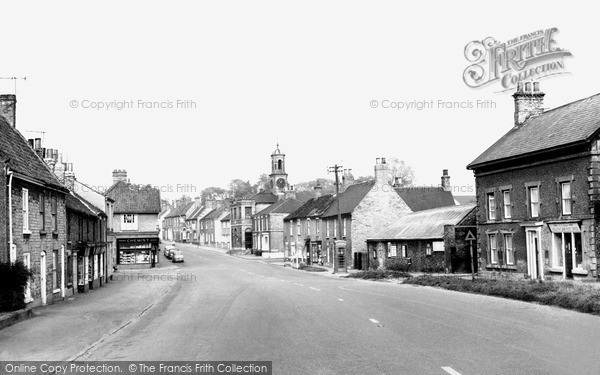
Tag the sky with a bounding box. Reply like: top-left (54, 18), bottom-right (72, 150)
top-left (1, 1), bottom-right (597, 201)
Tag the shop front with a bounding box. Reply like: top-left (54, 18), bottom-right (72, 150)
top-left (117, 237), bottom-right (160, 268)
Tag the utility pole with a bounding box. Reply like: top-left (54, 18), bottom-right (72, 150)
top-left (0, 76), bottom-right (27, 95)
top-left (328, 164), bottom-right (347, 274)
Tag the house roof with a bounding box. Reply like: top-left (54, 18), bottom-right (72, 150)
top-left (250, 190), bottom-right (278, 204)
top-left (321, 181), bottom-right (375, 218)
top-left (204, 205), bottom-right (229, 220)
top-left (468, 92), bottom-right (600, 169)
top-left (105, 181), bottom-right (161, 214)
top-left (0, 117), bottom-right (68, 193)
top-left (255, 198), bottom-right (305, 216)
top-left (395, 187), bottom-right (456, 212)
top-left (454, 195), bottom-right (476, 205)
top-left (187, 205), bottom-right (205, 220)
top-left (368, 204), bottom-right (476, 241)
top-left (221, 213), bottom-right (231, 222)
top-left (66, 191), bottom-right (105, 217)
top-left (295, 191), bottom-right (316, 203)
top-left (284, 194), bottom-right (335, 221)
top-left (165, 201), bottom-right (195, 218)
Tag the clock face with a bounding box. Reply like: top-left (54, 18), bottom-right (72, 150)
top-left (276, 178), bottom-right (286, 189)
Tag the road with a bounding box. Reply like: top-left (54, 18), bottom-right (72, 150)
top-left (2, 243), bottom-right (600, 374)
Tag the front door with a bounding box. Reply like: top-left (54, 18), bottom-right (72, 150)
top-left (526, 229), bottom-right (541, 279)
top-left (564, 233), bottom-right (573, 279)
top-left (40, 252), bottom-right (47, 305)
top-left (244, 230), bottom-right (252, 249)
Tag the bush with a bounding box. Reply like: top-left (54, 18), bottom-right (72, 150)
top-left (0, 261), bottom-right (33, 312)
top-left (384, 258), bottom-right (412, 272)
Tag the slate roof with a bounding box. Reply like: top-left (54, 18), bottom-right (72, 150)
top-left (221, 213), bottom-right (231, 222)
top-left (285, 194), bottom-right (335, 221)
top-left (454, 195), bottom-right (476, 205)
top-left (165, 201), bottom-right (195, 218)
top-left (368, 204), bottom-right (476, 241)
top-left (250, 191), bottom-right (278, 204)
top-left (204, 205), bottom-right (229, 220)
top-left (66, 192), bottom-right (98, 217)
top-left (395, 187), bottom-right (456, 212)
top-left (468, 93), bottom-right (600, 168)
top-left (255, 198), bottom-right (305, 216)
top-left (321, 181), bottom-right (375, 218)
top-left (0, 117), bottom-right (67, 192)
top-left (106, 181), bottom-right (161, 214)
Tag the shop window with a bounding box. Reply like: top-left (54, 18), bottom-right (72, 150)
top-left (432, 241), bottom-right (444, 252)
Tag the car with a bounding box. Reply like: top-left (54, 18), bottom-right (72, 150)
top-left (164, 245), bottom-right (176, 258)
top-left (171, 250), bottom-right (184, 263)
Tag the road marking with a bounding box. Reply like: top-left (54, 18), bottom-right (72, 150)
top-left (441, 367), bottom-right (462, 375)
top-left (309, 287), bottom-right (321, 292)
top-left (293, 283), bottom-right (304, 287)
top-left (338, 298), bottom-right (344, 301)
top-left (369, 319), bottom-right (379, 324)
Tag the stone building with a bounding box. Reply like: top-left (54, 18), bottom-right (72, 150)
top-left (253, 197), bottom-right (305, 257)
top-left (367, 204), bottom-right (476, 272)
top-left (1, 94), bottom-right (70, 306)
top-left (467, 82), bottom-right (600, 280)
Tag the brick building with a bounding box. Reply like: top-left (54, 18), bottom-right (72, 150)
top-left (467, 82), bottom-right (600, 280)
top-left (1, 95), bottom-right (70, 306)
top-left (253, 197), bottom-right (305, 257)
top-left (198, 202), bottom-right (229, 248)
top-left (230, 191), bottom-right (277, 251)
top-left (106, 170), bottom-right (161, 268)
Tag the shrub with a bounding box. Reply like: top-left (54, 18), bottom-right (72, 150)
top-left (0, 261), bottom-right (33, 312)
top-left (384, 258), bottom-right (412, 272)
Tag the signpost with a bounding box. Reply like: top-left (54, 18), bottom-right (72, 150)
top-left (465, 230), bottom-right (476, 281)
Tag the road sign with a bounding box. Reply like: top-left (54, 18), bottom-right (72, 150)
top-left (465, 230), bottom-right (476, 241)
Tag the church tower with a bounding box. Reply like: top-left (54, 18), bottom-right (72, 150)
top-left (269, 143), bottom-right (288, 196)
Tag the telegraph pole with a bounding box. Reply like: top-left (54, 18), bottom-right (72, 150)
top-left (0, 76), bottom-right (27, 95)
top-left (328, 164), bottom-right (347, 274)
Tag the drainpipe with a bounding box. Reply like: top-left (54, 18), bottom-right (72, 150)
top-left (6, 166), bottom-right (14, 263)
top-left (60, 245), bottom-right (65, 298)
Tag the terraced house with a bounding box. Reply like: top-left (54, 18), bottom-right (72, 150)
top-left (467, 82), bottom-right (600, 280)
top-left (1, 94), bottom-right (70, 306)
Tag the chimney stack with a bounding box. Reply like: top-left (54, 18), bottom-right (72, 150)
top-left (314, 183), bottom-right (323, 198)
top-left (374, 157), bottom-right (389, 185)
top-left (0, 94), bottom-right (16, 128)
top-left (284, 185), bottom-right (297, 200)
top-left (64, 163), bottom-right (75, 191)
top-left (513, 81), bottom-right (545, 127)
top-left (441, 169), bottom-right (451, 192)
top-left (112, 169), bottom-right (128, 184)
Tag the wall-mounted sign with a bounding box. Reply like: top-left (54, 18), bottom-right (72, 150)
top-left (548, 223), bottom-right (580, 233)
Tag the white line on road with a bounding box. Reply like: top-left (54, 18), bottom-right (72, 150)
top-left (441, 367), bottom-right (463, 375)
top-left (293, 283), bottom-right (304, 287)
top-left (369, 319), bottom-right (379, 324)
top-left (309, 287), bottom-right (321, 292)
top-left (338, 298), bottom-right (344, 301)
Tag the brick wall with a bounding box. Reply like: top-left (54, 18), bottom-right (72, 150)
top-left (0, 166), bottom-right (7, 263)
top-left (11, 179), bottom-right (67, 305)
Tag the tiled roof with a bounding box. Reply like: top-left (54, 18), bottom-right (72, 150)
top-left (321, 181), bottom-right (375, 218)
top-left (395, 187), bottom-right (456, 212)
top-left (106, 181), bottom-right (161, 214)
top-left (369, 204), bottom-right (476, 241)
top-left (468, 93), bottom-right (600, 168)
top-left (284, 194), bottom-right (335, 221)
top-left (66, 192), bottom-right (97, 217)
top-left (165, 201), bottom-right (195, 218)
top-left (250, 191), bottom-right (278, 204)
top-left (256, 198), bottom-right (305, 216)
top-left (0, 117), bottom-right (67, 192)
top-left (221, 213), bottom-right (231, 222)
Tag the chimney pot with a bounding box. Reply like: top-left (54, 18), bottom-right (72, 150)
top-left (34, 138), bottom-right (42, 150)
top-left (441, 169), bottom-right (452, 192)
top-left (0, 94), bottom-right (16, 128)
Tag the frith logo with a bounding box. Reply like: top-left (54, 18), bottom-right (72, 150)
top-left (463, 27), bottom-right (572, 91)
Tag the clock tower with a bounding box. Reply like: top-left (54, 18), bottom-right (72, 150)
top-left (269, 143), bottom-right (288, 196)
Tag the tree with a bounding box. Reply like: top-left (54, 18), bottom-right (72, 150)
top-left (254, 174), bottom-right (271, 192)
top-left (200, 187), bottom-right (228, 203)
top-left (229, 179), bottom-right (255, 200)
top-left (294, 178), bottom-right (337, 195)
top-left (387, 157), bottom-right (415, 187)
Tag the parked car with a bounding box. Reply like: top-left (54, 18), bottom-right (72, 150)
top-left (164, 245), bottom-right (176, 258)
top-left (171, 250), bottom-right (184, 263)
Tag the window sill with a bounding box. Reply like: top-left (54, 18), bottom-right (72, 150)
top-left (39, 230), bottom-right (47, 236)
top-left (22, 229), bottom-right (32, 236)
top-left (485, 264), bottom-right (517, 270)
top-left (572, 268), bottom-right (588, 276)
top-left (548, 267), bottom-right (564, 273)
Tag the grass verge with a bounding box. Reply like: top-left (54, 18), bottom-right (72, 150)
top-left (298, 265), bottom-right (328, 272)
top-left (404, 275), bottom-right (600, 315)
top-left (345, 270), bottom-right (412, 280)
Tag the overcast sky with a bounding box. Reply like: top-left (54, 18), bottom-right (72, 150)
top-left (1, 1), bottom-right (596, 201)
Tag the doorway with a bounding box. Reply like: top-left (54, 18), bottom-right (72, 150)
top-left (526, 229), bottom-right (541, 279)
top-left (40, 252), bottom-right (47, 305)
